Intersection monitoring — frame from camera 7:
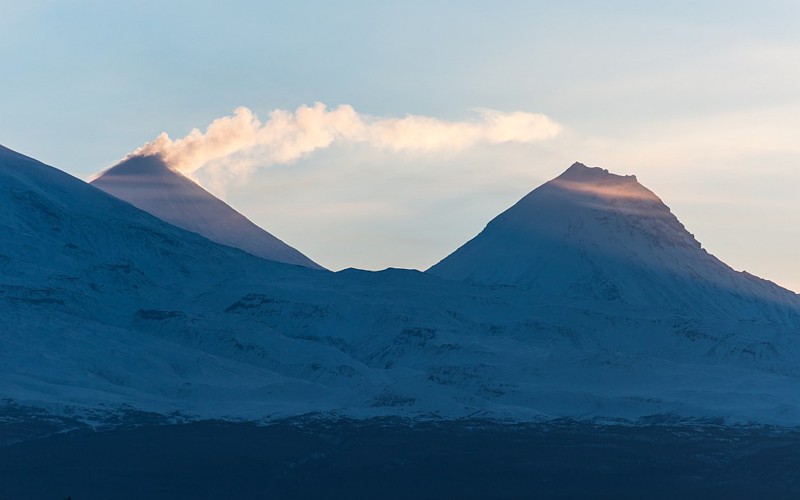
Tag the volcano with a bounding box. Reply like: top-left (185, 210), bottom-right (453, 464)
top-left (91, 154), bottom-right (323, 269)
top-left (428, 162), bottom-right (799, 322)
top-left (3, 146), bottom-right (800, 430)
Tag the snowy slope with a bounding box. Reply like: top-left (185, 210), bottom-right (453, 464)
top-left (0, 144), bottom-right (337, 416)
top-left (428, 162), bottom-right (800, 323)
top-left (2, 148), bottom-right (800, 428)
top-left (91, 154), bottom-right (323, 269)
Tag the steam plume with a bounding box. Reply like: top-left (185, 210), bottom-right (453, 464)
top-left (129, 103), bottom-right (561, 178)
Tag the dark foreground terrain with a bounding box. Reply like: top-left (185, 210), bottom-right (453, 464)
top-left (1, 415), bottom-right (799, 499)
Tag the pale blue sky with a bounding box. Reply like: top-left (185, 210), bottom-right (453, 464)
top-left (1, 1), bottom-right (798, 290)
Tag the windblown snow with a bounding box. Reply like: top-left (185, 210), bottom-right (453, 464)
top-left (2, 147), bottom-right (799, 426)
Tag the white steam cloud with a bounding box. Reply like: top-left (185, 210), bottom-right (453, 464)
top-left (130, 103), bottom-right (562, 179)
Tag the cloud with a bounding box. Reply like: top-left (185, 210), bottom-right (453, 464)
top-left (128, 103), bottom-right (562, 181)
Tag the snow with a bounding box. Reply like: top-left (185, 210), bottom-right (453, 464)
top-left (428, 162), bottom-right (800, 321)
top-left (91, 154), bottom-right (323, 269)
top-left (2, 147), bottom-right (800, 427)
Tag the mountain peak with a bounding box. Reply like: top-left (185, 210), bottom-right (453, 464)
top-left (92, 155), bottom-right (324, 270)
top-left (545, 162), bottom-right (655, 207)
top-left (99, 154), bottom-right (176, 178)
top-left (428, 161), bottom-right (759, 310)
top-left (558, 161), bottom-right (638, 185)
top-left (562, 161), bottom-right (597, 175)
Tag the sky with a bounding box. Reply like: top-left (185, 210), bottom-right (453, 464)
top-left (1, 0), bottom-right (798, 291)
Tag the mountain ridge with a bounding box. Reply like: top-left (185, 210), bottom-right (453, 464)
top-left (2, 145), bottom-right (800, 428)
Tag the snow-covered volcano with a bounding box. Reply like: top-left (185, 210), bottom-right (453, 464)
top-left (91, 154), bottom-right (323, 269)
top-left (429, 162), bottom-right (799, 322)
top-left (3, 146), bottom-right (800, 428)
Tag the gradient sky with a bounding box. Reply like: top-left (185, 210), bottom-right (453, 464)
top-left (1, 1), bottom-right (798, 291)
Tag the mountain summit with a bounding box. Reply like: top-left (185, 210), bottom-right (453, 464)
top-left (428, 162), bottom-right (798, 320)
top-left (92, 155), bottom-right (323, 269)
